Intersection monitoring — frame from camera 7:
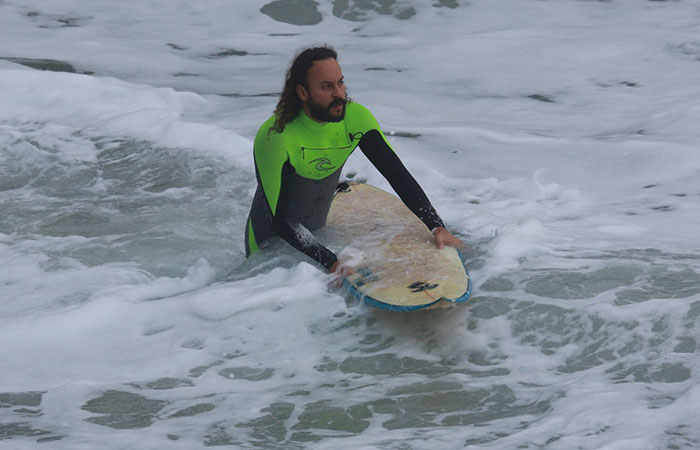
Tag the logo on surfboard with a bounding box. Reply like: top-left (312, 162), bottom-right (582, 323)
top-left (408, 281), bottom-right (439, 293)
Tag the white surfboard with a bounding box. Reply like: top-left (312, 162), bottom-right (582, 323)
top-left (325, 183), bottom-right (471, 311)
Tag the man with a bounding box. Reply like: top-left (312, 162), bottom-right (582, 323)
top-left (245, 45), bottom-right (461, 276)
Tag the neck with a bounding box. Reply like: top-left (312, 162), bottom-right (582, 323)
top-left (301, 104), bottom-right (326, 124)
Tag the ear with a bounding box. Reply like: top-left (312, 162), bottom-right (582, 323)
top-left (296, 84), bottom-right (308, 101)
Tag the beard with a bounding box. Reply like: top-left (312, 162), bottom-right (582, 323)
top-left (306, 95), bottom-right (347, 123)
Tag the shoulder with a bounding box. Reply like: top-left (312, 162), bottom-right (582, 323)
top-left (254, 115), bottom-right (277, 142)
top-left (346, 101), bottom-right (374, 120)
top-left (254, 114), bottom-right (295, 152)
top-left (345, 101), bottom-right (381, 132)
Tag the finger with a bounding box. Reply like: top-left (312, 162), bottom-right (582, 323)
top-left (435, 234), bottom-right (445, 249)
top-left (338, 266), bottom-right (356, 288)
top-left (436, 231), bottom-right (462, 249)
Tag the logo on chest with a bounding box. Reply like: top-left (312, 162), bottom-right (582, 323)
top-left (309, 157), bottom-right (336, 172)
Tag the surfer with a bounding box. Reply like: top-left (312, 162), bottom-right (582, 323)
top-left (244, 45), bottom-right (462, 276)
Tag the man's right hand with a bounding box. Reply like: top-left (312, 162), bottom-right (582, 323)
top-left (330, 260), bottom-right (355, 288)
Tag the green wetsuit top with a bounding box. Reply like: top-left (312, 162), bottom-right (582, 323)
top-left (245, 101), bottom-right (444, 270)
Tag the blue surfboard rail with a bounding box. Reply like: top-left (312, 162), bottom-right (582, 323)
top-left (342, 249), bottom-right (472, 312)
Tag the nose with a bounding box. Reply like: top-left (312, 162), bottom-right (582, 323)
top-left (333, 83), bottom-right (345, 99)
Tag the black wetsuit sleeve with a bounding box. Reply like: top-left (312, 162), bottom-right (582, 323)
top-left (271, 216), bottom-right (338, 270)
top-left (358, 129), bottom-right (445, 231)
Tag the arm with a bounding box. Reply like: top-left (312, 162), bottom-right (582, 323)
top-left (357, 128), bottom-right (462, 249)
top-left (357, 129), bottom-right (445, 231)
top-left (272, 211), bottom-right (337, 270)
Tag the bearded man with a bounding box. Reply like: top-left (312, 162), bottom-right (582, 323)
top-left (245, 45), bottom-right (461, 276)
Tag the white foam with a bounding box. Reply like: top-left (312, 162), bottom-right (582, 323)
top-left (2, 1), bottom-right (700, 448)
top-left (0, 69), bottom-right (253, 169)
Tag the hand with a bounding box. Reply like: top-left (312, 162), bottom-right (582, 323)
top-left (329, 260), bottom-right (355, 288)
top-left (433, 227), bottom-right (462, 249)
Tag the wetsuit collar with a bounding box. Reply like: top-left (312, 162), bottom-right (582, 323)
top-left (298, 109), bottom-right (332, 131)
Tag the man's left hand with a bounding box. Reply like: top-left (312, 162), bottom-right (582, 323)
top-left (433, 227), bottom-right (462, 249)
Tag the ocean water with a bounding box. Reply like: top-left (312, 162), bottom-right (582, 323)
top-left (2, 1), bottom-right (700, 449)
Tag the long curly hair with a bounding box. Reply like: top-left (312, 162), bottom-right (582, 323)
top-left (271, 45), bottom-right (339, 133)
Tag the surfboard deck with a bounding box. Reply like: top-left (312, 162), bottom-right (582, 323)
top-left (325, 182), bottom-right (471, 311)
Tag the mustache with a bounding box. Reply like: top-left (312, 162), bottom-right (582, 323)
top-left (330, 97), bottom-right (347, 107)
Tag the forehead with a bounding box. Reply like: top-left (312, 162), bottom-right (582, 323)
top-left (307, 58), bottom-right (343, 84)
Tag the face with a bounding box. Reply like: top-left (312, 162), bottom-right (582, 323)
top-left (297, 58), bottom-right (347, 123)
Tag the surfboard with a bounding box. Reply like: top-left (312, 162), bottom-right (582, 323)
top-left (325, 182), bottom-right (471, 311)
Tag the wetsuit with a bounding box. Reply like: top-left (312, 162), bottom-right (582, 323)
top-left (245, 101), bottom-right (444, 270)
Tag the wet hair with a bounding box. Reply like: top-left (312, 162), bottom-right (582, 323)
top-left (271, 45), bottom-right (338, 133)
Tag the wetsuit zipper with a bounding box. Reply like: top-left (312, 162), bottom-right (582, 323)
top-left (301, 144), bottom-right (353, 160)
